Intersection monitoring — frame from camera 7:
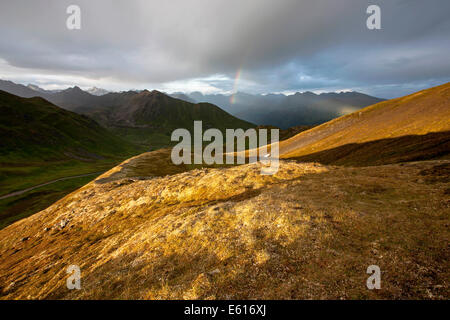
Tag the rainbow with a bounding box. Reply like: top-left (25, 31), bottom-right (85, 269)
top-left (230, 68), bottom-right (242, 105)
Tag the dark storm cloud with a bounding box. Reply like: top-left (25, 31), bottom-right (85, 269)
top-left (0, 0), bottom-right (449, 97)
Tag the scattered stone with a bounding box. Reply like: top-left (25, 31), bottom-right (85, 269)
top-left (208, 268), bottom-right (221, 275)
top-left (59, 219), bottom-right (69, 229)
top-left (6, 282), bottom-right (15, 292)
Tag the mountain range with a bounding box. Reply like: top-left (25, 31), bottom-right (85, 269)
top-left (56, 87), bottom-right (254, 147)
top-left (179, 91), bottom-right (384, 128)
top-left (3, 82), bottom-right (109, 97)
top-left (0, 80), bottom-right (383, 130)
top-left (0, 80), bottom-right (254, 148)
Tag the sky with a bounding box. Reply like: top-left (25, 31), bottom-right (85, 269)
top-left (0, 0), bottom-right (449, 99)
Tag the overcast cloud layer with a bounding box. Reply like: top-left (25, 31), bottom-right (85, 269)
top-left (0, 0), bottom-right (449, 98)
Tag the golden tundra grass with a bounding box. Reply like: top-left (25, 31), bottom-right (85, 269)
top-left (0, 149), bottom-right (448, 299)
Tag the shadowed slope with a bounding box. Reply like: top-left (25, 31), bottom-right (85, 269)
top-left (291, 131), bottom-right (450, 166)
top-left (0, 90), bottom-right (141, 161)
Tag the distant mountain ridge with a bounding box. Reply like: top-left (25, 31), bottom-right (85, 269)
top-left (86, 87), bottom-right (109, 96)
top-left (79, 89), bottom-right (255, 147)
top-left (185, 91), bottom-right (384, 128)
top-left (0, 79), bottom-right (383, 129)
top-left (0, 80), bottom-right (254, 147)
top-left (0, 80), bottom-right (41, 98)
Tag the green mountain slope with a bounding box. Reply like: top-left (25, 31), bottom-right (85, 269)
top-left (81, 90), bottom-right (255, 147)
top-left (124, 90), bottom-right (254, 131)
top-left (0, 90), bottom-right (141, 161)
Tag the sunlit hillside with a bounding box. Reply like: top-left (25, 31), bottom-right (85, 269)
top-left (276, 83), bottom-right (450, 165)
